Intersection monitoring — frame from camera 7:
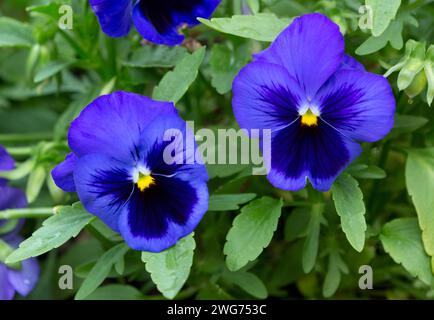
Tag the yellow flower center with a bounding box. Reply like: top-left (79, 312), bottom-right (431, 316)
top-left (301, 109), bottom-right (318, 127)
top-left (137, 174), bottom-right (155, 192)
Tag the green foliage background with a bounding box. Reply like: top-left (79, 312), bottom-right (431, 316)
top-left (1, 0), bottom-right (434, 300)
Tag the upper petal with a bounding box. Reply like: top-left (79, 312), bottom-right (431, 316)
top-left (90, 0), bottom-right (133, 37)
top-left (68, 91), bottom-right (178, 163)
top-left (254, 13), bottom-right (344, 100)
top-left (314, 70), bottom-right (396, 142)
top-left (51, 153), bottom-right (77, 192)
top-left (132, 0), bottom-right (221, 45)
top-left (232, 61), bottom-right (304, 136)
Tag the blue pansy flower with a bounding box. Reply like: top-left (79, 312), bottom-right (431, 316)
top-left (52, 91), bottom-right (209, 252)
top-left (232, 13), bottom-right (396, 192)
top-left (0, 145), bottom-right (39, 300)
top-left (90, 0), bottom-right (221, 45)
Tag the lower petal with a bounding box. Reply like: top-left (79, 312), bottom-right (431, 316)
top-left (307, 129), bottom-right (362, 191)
top-left (119, 176), bottom-right (208, 252)
top-left (265, 120), bottom-right (362, 192)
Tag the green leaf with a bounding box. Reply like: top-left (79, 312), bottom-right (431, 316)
top-left (153, 47), bottom-right (205, 104)
top-left (75, 243), bottom-right (129, 300)
top-left (347, 165), bottom-right (386, 179)
top-left (356, 20), bottom-right (403, 55)
top-left (199, 14), bottom-right (289, 42)
top-left (322, 248), bottom-right (349, 298)
top-left (208, 193), bottom-right (256, 211)
top-left (425, 45), bottom-right (434, 106)
top-left (89, 219), bottom-right (122, 242)
top-left (284, 207), bottom-right (310, 242)
top-left (122, 46), bottom-right (188, 68)
top-left (406, 148), bottom-right (434, 266)
top-left (210, 43), bottom-right (251, 94)
top-left (6, 203), bottom-right (94, 264)
top-left (302, 204), bottom-right (324, 273)
top-left (332, 174), bottom-right (367, 252)
top-left (0, 17), bottom-right (34, 48)
top-left (26, 3), bottom-right (63, 20)
top-left (141, 233), bottom-right (196, 299)
top-left (34, 60), bottom-right (73, 83)
top-left (223, 271), bottom-right (268, 299)
top-left (388, 114), bottom-right (428, 138)
top-left (380, 218), bottom-right (433, 286)
top-left (224, 197), bottom-right (283, 271)
top-left (84, 284), bottom-right (144, 300)
top-left (365, 0), bottom-right (401, 37)
top-left (26, 165), bottom-right (47, 203)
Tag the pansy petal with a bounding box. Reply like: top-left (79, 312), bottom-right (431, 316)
top-left (0, 264), bottom-right (15, 300)
top-left (0, 219), bottom-right (25, 242)
top-left (51, 153), bottom-right (77, 192)
top-left (265, 120), bottom-right (362, 192)
top-left (307, 134), bottom-right (362, 191)
top-left (90, 0), bottom-right (132, 37)
top-left (167, 0), bottom-right (222, 26)
top-left (132, 0), bottom-right (221, 45)
top-left (0, 144), bottom-right (14, 171)
top-left (69, 91), bottom-right (178, 163)
top-left (254, 13), bottom-right (344, 99)
top-left (73, 154), bottom-right (134, 232)
top-left (118, 176), bottom-right (208, 252)
top-left (132, 3), bottom-right (184, 46)
top-left (140, 117), bottom-right (208, 182)
top-left (339, 54), bottom-right (365, 71)
top-left (233, 61), bottom-right (304, 137)
top-left (7, 246), bottom-right (39, 297)
top-left (0, 186), bottom-right (27, 211)
top-left (315, 70), bottom-right (396, 142)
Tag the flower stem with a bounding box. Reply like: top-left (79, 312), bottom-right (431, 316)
top-left (0, 208), bottom-right (54, 219)
top-left (0, 132), bottom-right (52, 143)
top-left (5, 146), bottom-right (34, 157)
